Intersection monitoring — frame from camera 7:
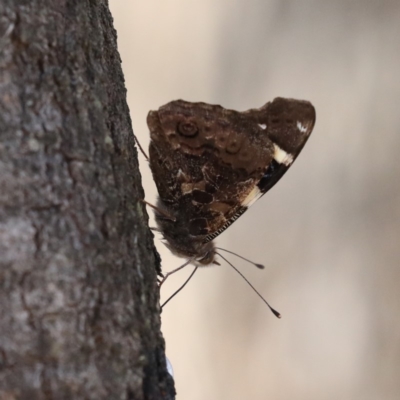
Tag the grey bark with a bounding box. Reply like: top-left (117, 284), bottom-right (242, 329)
top-left (0, 1), bottom-right (174, 399)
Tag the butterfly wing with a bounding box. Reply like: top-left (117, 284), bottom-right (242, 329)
top-left (239, 97), bottom-right (316, 207)
top-left (148, 97), bottom-right (315, 244)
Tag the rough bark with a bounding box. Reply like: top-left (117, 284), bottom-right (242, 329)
top-left (0, 1), bottom-right (174, 399)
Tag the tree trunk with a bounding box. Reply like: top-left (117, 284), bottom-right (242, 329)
top-left (0, 1), bottom-right (174, 399)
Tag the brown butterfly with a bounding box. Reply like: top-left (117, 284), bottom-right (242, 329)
top-left (146, 97), bottom-right (316, 314)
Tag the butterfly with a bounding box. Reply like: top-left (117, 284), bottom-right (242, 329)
top-left (147, 97), bottom-right (315, 267)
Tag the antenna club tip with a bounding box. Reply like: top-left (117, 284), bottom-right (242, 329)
top-left (271, 309), bottom-right (282, 319)
top-left (255, 263), bottom-right (265, 269)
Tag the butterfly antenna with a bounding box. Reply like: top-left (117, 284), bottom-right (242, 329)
top-left (215, 247), bottom-right (265, 269)
top-left (161, 266), bottom-right (198, 309)
top-left (216, 252), bottom-right (281, 318)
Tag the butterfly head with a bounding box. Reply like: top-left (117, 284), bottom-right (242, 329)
top-left (162, 236), bottom-right (217, 266)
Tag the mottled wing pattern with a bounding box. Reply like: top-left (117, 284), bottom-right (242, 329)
top-left (239, 97), bottom-right (316, 209)
top-left (148, 98), bottom-right (315, 244)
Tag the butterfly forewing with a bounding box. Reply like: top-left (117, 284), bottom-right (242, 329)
top-left (148, 97), bottom-right (315, 257)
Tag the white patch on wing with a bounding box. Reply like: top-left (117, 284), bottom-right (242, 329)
top-left (273, 144), bottom-right (294, 166)
top-left (258, 123), bottom-right (267, 130)
top-left (241, 186), bottom-right (262, 207)
top-left (297, 121), bottom-right (308, 133)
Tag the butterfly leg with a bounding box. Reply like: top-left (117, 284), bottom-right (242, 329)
top-left (133, 134), bottom-right (149, 160)
top-left (158, 258), bottom-right (194, 287)
top-left (141, 200), bottom-right (176, 221)
top-left (161, 266), bottom-right (198, 309)
top-left (157, 274), bottom-right (164, 285)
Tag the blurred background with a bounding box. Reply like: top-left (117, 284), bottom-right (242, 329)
top-left (110, 1), bottom-right (400, 399)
